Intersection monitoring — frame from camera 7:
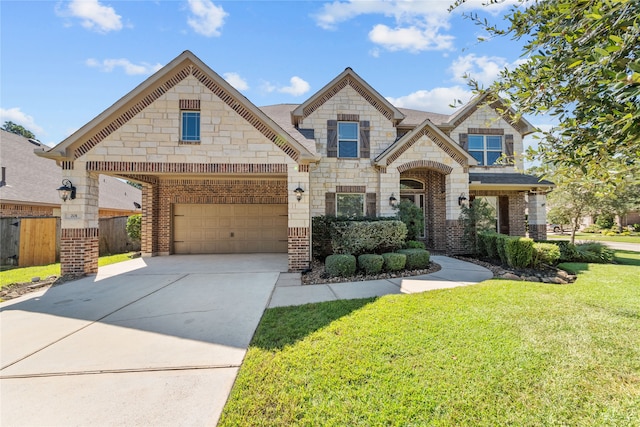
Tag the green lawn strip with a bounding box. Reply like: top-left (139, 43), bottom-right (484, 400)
top-left (220, 262), bottom-right (640, 426)
top-left (0, 252), bottom-right (137, 288)
top-left (547, 232), bottom-right (640, 244)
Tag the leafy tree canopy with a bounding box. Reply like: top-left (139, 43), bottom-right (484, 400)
top-left (2, 121), bottom-right (36, 140)
top-left (451, 0), bottom-right (639, 186)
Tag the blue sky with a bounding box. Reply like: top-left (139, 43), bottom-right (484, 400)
top-left (1, 0), bottom-right (548, 150)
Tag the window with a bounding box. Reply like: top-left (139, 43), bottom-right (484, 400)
top-left (336, 193), bottom-right (364, 217)
top-left (469, 135), bottom-right (502, 165)
top-left (181, 111), bottom-right (200, 142)
top-left (338, 122), bottom-right (358, 158)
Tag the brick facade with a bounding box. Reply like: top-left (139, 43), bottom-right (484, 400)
top-left (60, 227), bottom-right (99, 276)
top-left (0, 204), bottom-right (54, 218)
top-left (528, 224), bottom-right (547, 241)
top-left (288, 227), bottom-right (310, 271)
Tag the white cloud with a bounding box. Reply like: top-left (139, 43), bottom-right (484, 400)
top-left (313, 0), bottom-right (516, 53)
top-left (369, 24), bottom-right (454, 52)
top-left (449, 54), bottom-right (517, 87)
top-left (187, 0), bottom-right (227, 37)
top-left (386, 86), bottom-right (473, 114)
top-left (86, 58), bottom-right (163, 75)
top-left (0, 107), bottom-right (45, 135)
top-left (223, 72), bottom-right (249, 91)
top-left (59, 0), bottom-right (123, 33)
top-left (278, 76), bottom-right (311, 96)
top-left (262, 77), bottom-right (311, 97)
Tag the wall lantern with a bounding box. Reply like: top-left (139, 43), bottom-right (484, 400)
top-left (294, 186), bottom-right (305, 201)
top-left (389, 193), bottom-right (399, 207)
top-left (458, 193), bottom-right (468, 206)
top-left (57, 179), bottom-right (76, 202)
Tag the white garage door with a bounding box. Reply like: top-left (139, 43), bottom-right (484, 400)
top-left (173, 204), bottom-right (288, 254)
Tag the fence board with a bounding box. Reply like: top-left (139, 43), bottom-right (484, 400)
top-left (19, 218), bottom-right (57, 266)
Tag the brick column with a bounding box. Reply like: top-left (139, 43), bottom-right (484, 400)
top-left (141, 182), bottom-right (159, 257)
top-left (59, 165), bottom-right (100, 277)
top-left (288, 227), bottom-right (310, 272)
top-left (509, 192), bottom-right (527, 236)
top-left (445, 219), bottom-right (465, 254)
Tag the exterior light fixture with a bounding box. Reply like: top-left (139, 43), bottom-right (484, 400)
top-left (294, 186), bottom-right (304, 201)
top-left (389, 193), bottom-right (398, 207)
top-left (57, 179), bottom-right (76, 202)
top-left (458, 193), bottom-right (468, 206)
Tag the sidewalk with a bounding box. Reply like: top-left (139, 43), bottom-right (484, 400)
top-left (269, 255), bottom-right (493, 308)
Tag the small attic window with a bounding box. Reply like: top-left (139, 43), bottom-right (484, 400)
top-left (179, 99), bottom-right (201, 145)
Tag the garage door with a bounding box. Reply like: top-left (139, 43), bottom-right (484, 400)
top-left (173, 204), bottom-right (287, 254)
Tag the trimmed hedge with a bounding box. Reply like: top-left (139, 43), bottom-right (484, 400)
top-left (532, 242), bottom-right (561, 267)
top-left (404, 240), bottom-right (426, 249)
top-left (382, 252), bottom-right (406, 272)
top-left (396, 249), bottom-right (431, 270)
top-left (505, 237), bottom-right (534, 269)
top-left (496, 234), bottom-right (510, 265)
top-left (325, 254), bottom-right (357, 277)
top-left (358, 254), bottom-right (385, 275)
top-left (331, 220), bottom-right (407, 256)
top-left (478, 232), bottom-right (499, 259)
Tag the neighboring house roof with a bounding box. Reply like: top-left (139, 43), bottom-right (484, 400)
top-left (469, 172), bottom-right (554, 189)
top-left (37, 50), bottom-right (319, 164)
top-left (396, 108), bottom-right (450, 127)
top-left (291, 67), bottom-right (405, 127)
top-left (0, 130), bottom-right (141, 211)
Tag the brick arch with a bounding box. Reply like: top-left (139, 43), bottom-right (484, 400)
top-left (397, 160), bottom-right (453, 175)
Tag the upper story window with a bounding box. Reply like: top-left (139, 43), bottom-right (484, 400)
top-left (338, 122), bottom-right (358, 158)
top-left (181, 111), bottom-right (200, 142)
top-left (180, 99), bottom-right (201, 144)
top-left (469, 134), bottom-right (502, 166)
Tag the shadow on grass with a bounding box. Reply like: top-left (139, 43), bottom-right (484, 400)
top-left (614, 250), bottom-right (640, 266)
top-left (558, 262), bottom-right (590, 275)
top-left (251, 297), bottom-right (377, 351)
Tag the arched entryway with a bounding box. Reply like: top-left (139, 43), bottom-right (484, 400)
top-left (399, 168), bottom-right (447, 250)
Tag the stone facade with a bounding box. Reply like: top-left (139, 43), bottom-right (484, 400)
top-left (40, 51), bottom-right (549, 277)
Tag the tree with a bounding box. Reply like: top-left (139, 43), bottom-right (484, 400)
top-left (2, 121), bottom-right (36, 139)
top-left (394, 199), bottom-right (424, 241)
top-left (459, 198), bottom-right (496, 254)
top-left (451, 0), bottom-right (640, 187)
top-left (599, 184), bottom-right (640, 232)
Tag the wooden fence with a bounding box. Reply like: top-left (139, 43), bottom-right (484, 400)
top-left (0, 216), bottom-right (140, 267)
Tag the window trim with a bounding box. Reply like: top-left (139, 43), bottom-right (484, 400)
top-left (337, 121), bottom-right (359, 159)
top-left (468, 134), bottom-right (503, 166)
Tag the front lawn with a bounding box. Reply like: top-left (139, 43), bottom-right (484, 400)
top-left (0, 252), bottom-right (137, 289)
top-left (219, 252), bottom-right (640, 426)
top-left (547, 232), bottom-right (640, 244)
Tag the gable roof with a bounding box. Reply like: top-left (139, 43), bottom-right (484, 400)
top-left (444, 92), bottom-right (536, 135)
top-left (37, 50), bottom-right (319, 164)
top-left (0, 130), bottom-right (141, 210)
top-left (291, 67), bottom-right (405, 127)
top-left (374, 119), bottom-right (477, 168)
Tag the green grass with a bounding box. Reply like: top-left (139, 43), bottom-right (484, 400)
top-left (220, 252), bottom-right (640, 426)
top-left (0, 252), bottom-right (137, 288)
top-left (547, 232), bottom-right (640, 244)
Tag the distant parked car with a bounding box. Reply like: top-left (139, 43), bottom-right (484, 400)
top-left (547, 224), bottom-right (562, 233)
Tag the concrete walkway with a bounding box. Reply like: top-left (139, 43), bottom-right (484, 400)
top-left (269, 256), bottom-right (493, 308)
top-left (1, 254), bottom-right (491, 426)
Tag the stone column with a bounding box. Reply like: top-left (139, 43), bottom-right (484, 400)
top-left (528, 191), bottom-right (548, 240)
top-left (59, 164), bottom-right (99, 277)
top-left (288, 164), bottom-right (311, 272)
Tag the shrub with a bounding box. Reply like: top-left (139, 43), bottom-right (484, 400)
top-left (331, 220), bottom-right (406, 256)
top-left (583, 224), bottom-right (601, 233)
top-left (358, 254), bottom-right (384, 275)
top-left (575, 242), bottom-right (615, 264)
top-left (126, 214), bottom-right (141, 240)
top-left (394, 200), bottom-right (424, 241)
top-left (312, 216), bottom-right (338, 260)
top-left (325, 254), bottom-right (357, 277)
top-left (397, 249), bottom-right (430, 270)
top-left (480, 232), bottom-right (499, 259)
top-left (505, 237), bottom-right (534, 269)
top-left (595, 213), bottom-right (615, 229)
top-left (459, 198), bottom-right (497, 255)
top-left (404, 240), bottom-right (426, 249)
top-left (382, 252), bottom-right (406, 272)
top-left (496, 234), bottom-right (510, 265)
top-left (634, 224), bottom-right (640, 232)
top-left (532, 243), bottom-right (561, 267)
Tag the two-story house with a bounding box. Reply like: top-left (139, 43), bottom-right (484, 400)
top-left (37, 51), bottom-right (552, 276)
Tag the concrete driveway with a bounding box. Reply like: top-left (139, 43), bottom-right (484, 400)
top-left (0, 254), bottom-right (287, 427)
